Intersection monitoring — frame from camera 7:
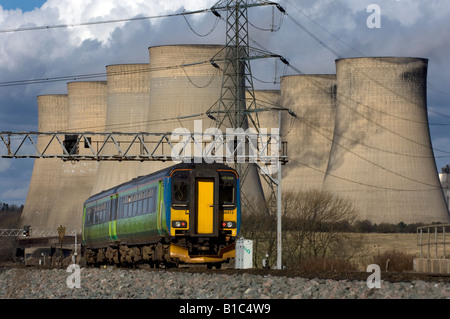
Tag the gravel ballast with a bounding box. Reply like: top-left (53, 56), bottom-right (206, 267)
top-left (1, 266), bottom-right (449, 300)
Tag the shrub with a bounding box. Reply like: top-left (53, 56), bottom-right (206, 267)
top-left (370, 248), bottom-right (414, 272)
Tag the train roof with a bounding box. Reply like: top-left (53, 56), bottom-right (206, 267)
top-left (84, 162), bottom-right (237, 204)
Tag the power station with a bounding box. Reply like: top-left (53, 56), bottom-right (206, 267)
top-left (14, 1), bottom-right (450, 232)
top-left (19, 46), bottom-right (450, 232)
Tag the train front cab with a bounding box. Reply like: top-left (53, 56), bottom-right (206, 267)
top-left (168, 165), bottom-right (240, 266)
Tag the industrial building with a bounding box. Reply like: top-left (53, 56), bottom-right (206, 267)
top-left (439, 165), bottom-right (450, 212)
top-left (20, 47), bottom-right (450, 232)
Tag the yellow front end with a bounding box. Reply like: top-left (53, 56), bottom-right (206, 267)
top-left (170, 242), bottom-right (235, 264)
top-left (170, 207), bottom-right (189, 236)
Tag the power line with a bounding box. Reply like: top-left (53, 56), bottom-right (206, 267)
top-left (0, 9), bottom-right (212, 34)
top-left (282, 72), bottom-right (450, 155)
top-left (283, 0), bottom-right (365, 57)
top-left (1, 2), bottom-right (449, 136)
top-left (290, 158), bottom-right (442, 192)
top-left (284, 11), bottom-right (343, 59)
top-left (280, 2), bottom-right (450, 103)
top-left (182, 13), bottom-right (221, 37)
top-left (252, 88), bottom-right (449, 187)
top-left (0, 60), bottom-right (212, 87)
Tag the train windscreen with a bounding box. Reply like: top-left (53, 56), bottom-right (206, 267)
top-left (172, 170), bottom-right (189, 208)
top-left (219, 172), bottom-right (236, 208)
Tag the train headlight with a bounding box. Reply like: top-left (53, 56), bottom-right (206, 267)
top-left (221, 221), bottom-right (236, 229)
top-left (172, 220), bottom-right (187, 228)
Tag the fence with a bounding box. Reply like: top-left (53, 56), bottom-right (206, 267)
top-left (414, 224), bottom-right (450, 274)
top-left (0, 228), bottom-right (79, 261)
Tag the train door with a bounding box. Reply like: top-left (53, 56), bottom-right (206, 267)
top-left (109, 194), bottom-right (118, 241)
top-left (196, 178), bottom-right (215, 234)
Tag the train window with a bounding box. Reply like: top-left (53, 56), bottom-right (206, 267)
top-left (143, 198), bottom-right (148, 214)
top-left (172, 171), bottom-right (189, 208)
top-left (148, 196), bottom-right (155, 213)
top-left (124, 203), bottom-right (128, 218)
top-left (133, 201), bottom-right (138, 216)
top-left (138, 200), bottom-right (143, 215)
top-left (219, 173), bottom-right (236, 207)
top-left (150, 187), bottom-right (156, 213)
top-left (140, 186), bottom-right (157, 214)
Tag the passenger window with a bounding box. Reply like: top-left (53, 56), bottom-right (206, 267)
top-left (132, 201), bottom-right (137, 216)
top-left (143, 198), bottom-right (147, 214)
top-left (124, 203), bottom-right (128, 218)
top-left (137, 200), bottom-right (142, 215)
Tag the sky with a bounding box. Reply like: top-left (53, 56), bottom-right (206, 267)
top-left (0, 0), bottom-right (449, 205)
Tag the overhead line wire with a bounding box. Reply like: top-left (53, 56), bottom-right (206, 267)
top-left (280, 3), bottom-right (450, 124)
top-left (290, 158), bottom-right (442, 192)
top-left (0, 60), bottom-right (212, 87)
top-left (0, 8), bottom-right (212, 34)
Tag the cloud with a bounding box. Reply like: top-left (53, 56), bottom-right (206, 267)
top-left (1, 186), bottom-right (29, 201)
top-left (0, 160), bottom-right (11, 173)
top-left (0, 0), bottom-right (449, 205)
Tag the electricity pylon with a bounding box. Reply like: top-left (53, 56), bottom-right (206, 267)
top-left (207, 0), bottom-right (286, 211)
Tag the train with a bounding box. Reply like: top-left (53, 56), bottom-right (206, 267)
top-left (81, 162), bottom-right (240, 268)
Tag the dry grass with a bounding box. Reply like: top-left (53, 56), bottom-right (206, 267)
top-left (346, 233), bottom-right (417, 271)
top-left (294, 256), bottom-right (359, 272)
top-left (253, 232), bottom-right (435, 272)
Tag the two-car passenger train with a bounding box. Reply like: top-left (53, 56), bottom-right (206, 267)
top-left (81, 162), bottom-right (240, 268)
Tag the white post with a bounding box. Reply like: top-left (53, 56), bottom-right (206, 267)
top-left (276, 111), bottom-right (282, 270)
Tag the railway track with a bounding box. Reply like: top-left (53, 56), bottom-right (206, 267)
top-left (2, 260), bottom-right (448, 284)
top-left (164, 266), bottom-right (450, 283)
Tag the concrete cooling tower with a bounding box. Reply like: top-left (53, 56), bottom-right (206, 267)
top-left (137, 45), bottom-right (268, 213)
top-left (323, 57), bottom-right (450, 224)
top-left (138, 44), bottom-right (224, 176)
top-left (90, 64), bottom-right (150, 195)
top-left (49, 81), bottom-right (107, 231)
top-left (280, 74), bottom-right (337, 192)
top-left (21, 95), bottom-right (69, 229)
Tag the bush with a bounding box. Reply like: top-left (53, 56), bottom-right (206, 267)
top-left (370, 248), bottom-right (414, 272)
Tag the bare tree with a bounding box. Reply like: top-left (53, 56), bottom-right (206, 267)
top-left (241, 189), bottom-right (362, 269)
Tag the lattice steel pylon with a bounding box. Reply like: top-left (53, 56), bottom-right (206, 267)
top-left (207, 0), bottom-right (283, 214)
top-left (208, 0), bottom-right (279, 131)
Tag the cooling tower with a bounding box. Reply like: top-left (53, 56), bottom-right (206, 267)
top-left (280, 75), bottom-right (337, 192)
top-left (137, 45), bottom-right (267, 213)
top-left (90, 64), bottom-right (150, 195)
top-left (49, 81), bottom-right (107, 231)
top-left (252, 89), bottom-right (282, 133)
top-left (138, 44), bottom-right (224, 177)
top-left (21, 95), bottom-right (69, 229)
top-left (323, 57), bottom-right (450, 224)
